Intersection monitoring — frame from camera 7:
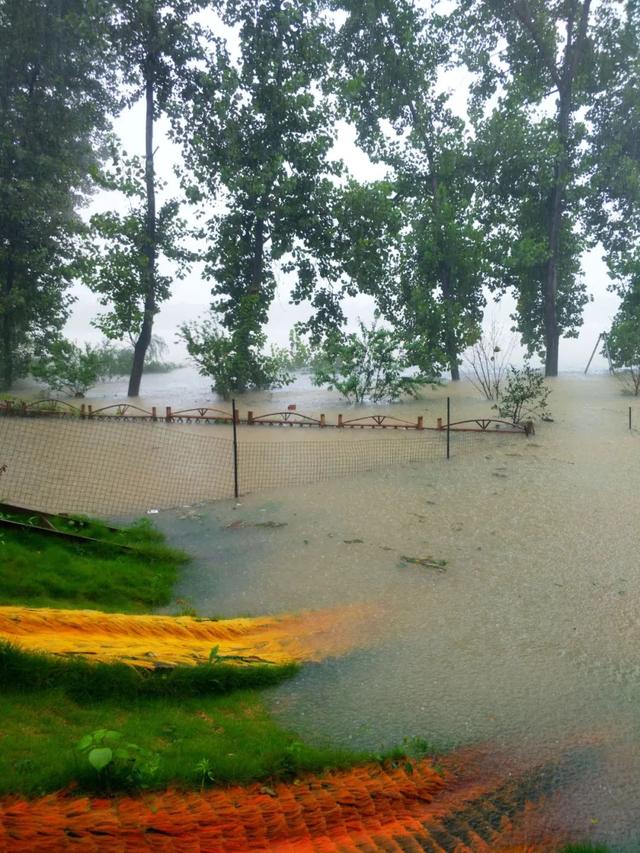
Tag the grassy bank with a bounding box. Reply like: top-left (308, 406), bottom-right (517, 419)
top-left (0, 516), bottom-right (413, 798)
top-left (0, 687), bottom-right (385, 797)
top-left (0, 519), bottom-right (187, 611)
top-left (0, 642), bottom-right (298, 702)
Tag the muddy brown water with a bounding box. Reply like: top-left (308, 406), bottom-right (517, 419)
top-left (149, 375), bottom-right (640, 851)
top-left (5, 372), bottom-right (640, 848)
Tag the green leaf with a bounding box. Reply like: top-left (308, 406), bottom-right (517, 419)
top-left (88, 747), bottom-right (113, 771)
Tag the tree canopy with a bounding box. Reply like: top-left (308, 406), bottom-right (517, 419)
top-left (2, 0), bottom-right (639, 396)
top-left (0, 0), bottom-right (114, 390)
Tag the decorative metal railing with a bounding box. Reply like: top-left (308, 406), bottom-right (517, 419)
top-left (337, 413), bottom-right (424, 430)
top-left (247, 410), bottom-right (324, 427)
top-left (436, 417), bottom-right (529, 434)
top-left (0, 399), bottom-right (531, 433)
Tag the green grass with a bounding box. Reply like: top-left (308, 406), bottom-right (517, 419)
top-left (0, 519), bottom-right (187, 611)
top-left (0, 687), bottom-right (393, 797)
top-left (0, 642), bottom-right (299, 702)
top-left (558, 845), bottom-right (611, 852)
top-left (0, 512), bottom-right (417, 798)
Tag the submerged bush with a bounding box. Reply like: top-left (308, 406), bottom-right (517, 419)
top-left (498, 365), bottom-right (551, 423)
top-left (30, 339), bottom-right (106, 397)
top-left (607, 304), bottom-right (640, 395)
top-left (311, 321), bottom-right (433, 404)
top-left (179, 318), bottom-right (292, 399)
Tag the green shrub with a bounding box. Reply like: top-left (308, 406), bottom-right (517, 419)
top-left (179, 318), bottom-right (292, 398)
top-left (30, 339), bottom-right (107, 397)
top-left (311, 321), bottom-right (433, 403)
top-left (497, 364), bottom-right (551, 423)
top-left (607, 303), bottom-right (640, 395)
top-left (76, 728), bottom-right (160, 791)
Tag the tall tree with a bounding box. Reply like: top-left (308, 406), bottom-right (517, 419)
top-left (176, 0), bottom-right (340, 393)
top-left (106, 0), bottom-right (204, 397)
top-left (588, 1), bottom-right (640, 304)
top-left (0, 0), bottom-right (113, 390)
top-left (331, 0), bottom-right (488, 380)
top-left (82, 153), bottom-right (192, 353)
top-left (458, 0), bottom-right (624, 376)
top-left (473, 105), bottom-right (588, 361)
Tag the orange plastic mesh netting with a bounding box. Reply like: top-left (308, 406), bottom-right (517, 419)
top-left (0, 746), bottom-right (570, 852)
top-left (0, 603), bottom-right (379, 668)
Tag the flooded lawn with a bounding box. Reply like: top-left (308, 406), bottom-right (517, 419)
top-left (153, 374), bottom-right (640, 850)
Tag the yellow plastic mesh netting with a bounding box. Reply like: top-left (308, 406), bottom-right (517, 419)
top-left (0, 745), bottom-right (575, 852)
top-left (0, 604), bottom-right (380, 667)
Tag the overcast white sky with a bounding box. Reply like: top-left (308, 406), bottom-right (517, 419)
top-left (63, 23), bottom-right (620, 375)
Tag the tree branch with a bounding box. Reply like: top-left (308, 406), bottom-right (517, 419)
top-left (512, 0), bottom-right (561, 88)
top-left (562, 0), bottom-right (592, 89)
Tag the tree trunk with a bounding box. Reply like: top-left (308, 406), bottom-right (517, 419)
top-left (544, 89), bottom-right (571, 378)
top-left (440, 265), bottom-right (460, 381)
top-left (0, 257), bottom-right (15, 391)
top-left (128, 69), bottom-right (157, 397)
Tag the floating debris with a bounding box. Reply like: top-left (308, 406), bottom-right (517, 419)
top-left (400, 556), bottom-right (448, 572)
top-left (225, 520), bottom-right (287, 530)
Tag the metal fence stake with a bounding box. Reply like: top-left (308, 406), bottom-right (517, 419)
top-left (232, 398), bottom-right (239, 499)
top-left (446, 396), bottom-right (451, 460)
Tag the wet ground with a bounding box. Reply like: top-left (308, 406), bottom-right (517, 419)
top-left (148, 374), bottom-right (640, 851)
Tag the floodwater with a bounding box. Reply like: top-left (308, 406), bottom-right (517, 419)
top-left (149, 373), bottom-right (640, 851)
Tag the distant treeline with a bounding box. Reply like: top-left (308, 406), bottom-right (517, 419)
top-left (1, 0), bottom-right (639, 399)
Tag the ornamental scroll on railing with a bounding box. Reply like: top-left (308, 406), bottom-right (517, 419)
top-left (437, 417), bottom-right (530, 435)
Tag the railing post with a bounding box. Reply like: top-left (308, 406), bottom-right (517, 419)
top-left (88, 405), bottom-right (93, 418)
top-left (165, 406), bottom-right (172, 423)
top-left (629, 406), bottom-right (632, 431)
top-left (337, 414), bottom-right (343, 427)
top-left (446, 397), bottom-right (451, 460)
top-left (247, 410), bottom-right (254, 425)
top-left (232, 398), bottom-right (239, 499)
top-left (417, 415), bottom-right (423, 430)
top-left (80, 404), bottom-right (86, 419)
top-left (151, 406), bottom-right (157, 422)
top-left (437, 417), bottom-right (443, 430)
top-left (320, 413), bottom-right (326, 427)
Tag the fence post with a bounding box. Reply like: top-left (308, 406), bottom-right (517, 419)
top-left (417, 415), bottom-right (423, 430)
top-left (165, 406), bottom-right (172, 423)
top-left (232, 398), bottom-right (239, 499)
top-left (446, 397), bottom-right (451, 460)
top-left (320, 413), bottom-right (326, 427)
top-left (337, 414), bottom-right (343, 427)
top-left (629, 406), bottom-right (632, 431)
